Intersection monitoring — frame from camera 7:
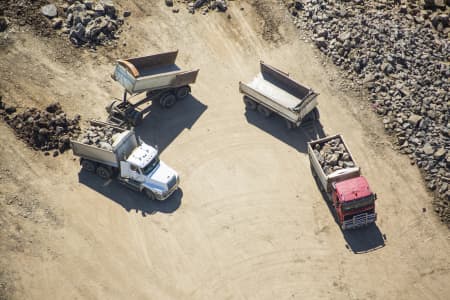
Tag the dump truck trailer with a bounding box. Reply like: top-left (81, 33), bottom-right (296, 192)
top-left (107, 50), bottom-right (200, 127)
top-left (308, 134), bottom-right (377, 229)
top-left (71, 120), bottom-right (179, 200)
top-left (239, 62), bottom-right (319, 129)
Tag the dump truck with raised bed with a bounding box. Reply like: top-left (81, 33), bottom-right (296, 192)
top-left (308, 134), bottom-right (377, 229)
top-left (239, 62), bottom-right (319, 129)
top-left (71, 120), bottom-right (179, 200)
top-left (107, 50), bottom-right (200, 127)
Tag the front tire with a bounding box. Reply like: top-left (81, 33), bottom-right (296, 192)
top-left (144, 189), bottom-right (155, 200)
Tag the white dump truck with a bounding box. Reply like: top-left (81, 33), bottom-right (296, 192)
top-left (107, 50), bottom-right (200, 127)
top-left (71, 120), bottom-right (179, 201)
top-left (239, 62), bottom-right (319, 129)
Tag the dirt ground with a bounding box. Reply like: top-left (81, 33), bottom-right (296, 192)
top-left (0, 0), bottom-right (449, 299)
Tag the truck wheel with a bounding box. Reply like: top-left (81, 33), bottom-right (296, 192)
top-left (131, 111), bottom-right (143, 127)
top-left (243, 96), bottom-right (257, 110)
top-left (96, 166), bottom-right (112, 180)
top-left (285, 120), bottom-right (296, 130)
top-left (257, 104), bottom-right (272, 118)
top-left (106, 100), bottom-right (118, 114)
top-left (144, 189), bottom-right (155, 200)
top-left (175, 86), bottom-right (191, 100)
top-left (81, 159), bottom-right (96, 172)
top-left (160, 93), bottom-right (177, 108)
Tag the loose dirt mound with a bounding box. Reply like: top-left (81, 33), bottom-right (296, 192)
top-left (0, 0), bottom-right (54, 36)
top-left (0, 100), bottom-right (81, 156)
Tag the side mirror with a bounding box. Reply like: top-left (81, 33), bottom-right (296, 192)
top-left (374, 193), bottom-right (378, 201)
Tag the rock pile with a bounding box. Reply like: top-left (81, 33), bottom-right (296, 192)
top-left (0, 100), bottom-right (81, 156)
top-left (41, 0), bottom-right (128, 46)
top-left (78, 124), bottom-right (121, 150)
top-left (313, 137), bottom-right (355, 175)
top-left (166, 0), bottom-right (228, 14)
top-left (289, 0), bottom-right (449, 225)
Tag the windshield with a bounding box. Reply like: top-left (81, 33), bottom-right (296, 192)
top-left (141, 157), bottom-right (160, 174)
top-left (342, 195), bottom-right (374, 212)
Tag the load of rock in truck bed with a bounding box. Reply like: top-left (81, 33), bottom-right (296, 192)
top-left (312, 137), bottom-right (355, 175)
top-left (77, 123), bottom-right (122, 150)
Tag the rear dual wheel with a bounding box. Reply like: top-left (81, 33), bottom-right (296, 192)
top-left (81, 159), bottom-right (96, 172)
top-left (160, 93), bottom-right (177, 108)
top-left (96, 166), bottom-right (112, 180)
top-left (175, 86), bottom-right (190, 100)
top-left (243, 96), bottom-right (257, 110)
top-left (286, 120), bottom-right (296, 130)
top-left (257, 104), bottom-right (272, 118)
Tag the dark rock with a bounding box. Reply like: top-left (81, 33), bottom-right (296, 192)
top-left (5, 106), bottom-right (16, 114)
top-left (216, 0), bottom-right (228, 12)
top-left (0, 16), bottom-right (8, 32)
top-left (102, 0), bottom-right (116, 18)
top-left (165, 0), bottom-right (174, 7)
top-left (123, 11), bottom-right (131, 17)
top-left (52, 18), bottom-right (64, 30)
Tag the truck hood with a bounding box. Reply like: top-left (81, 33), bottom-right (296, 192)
top-left (147, 161), bottom-right (177, 185)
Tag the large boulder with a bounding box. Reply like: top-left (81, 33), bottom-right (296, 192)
top-left (41, 4), bottom-right (58, 18)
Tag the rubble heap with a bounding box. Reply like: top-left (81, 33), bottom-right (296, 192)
top-left (313, 137), bottom-right (355, 175)
top-left (78, 124), bottom-right (121, 150)
top-left (41, 0), bottom-right (128, 47)
top-left (166, 0), bottom-right (228, 14)
top-left (289, 0), bottom-right (449, 225)
top-left (0, 100), bottom-right (81, 156)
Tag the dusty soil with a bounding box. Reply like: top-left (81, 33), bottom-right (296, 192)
top-left (0, 0), bottom-right (449, 299)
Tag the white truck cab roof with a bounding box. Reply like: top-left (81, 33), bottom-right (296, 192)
top-left (126, 143), bottom-right (158, 168)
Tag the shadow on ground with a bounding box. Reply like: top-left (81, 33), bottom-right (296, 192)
top-left (311, 165), bottom-right (386, 253)
top-left (136, 94), bottom-right (207, 153)
top-left (342, 223), bottom-right (385, 254)
top-left (78, 170), bottom-right (182, 216)
top-left (244, 109), bottom-right (326, 153)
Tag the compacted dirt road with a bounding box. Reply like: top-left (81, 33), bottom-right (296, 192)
top-left (0, 1), bottom-right (449, 299)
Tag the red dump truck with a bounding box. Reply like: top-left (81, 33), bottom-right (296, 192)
top-left (308, 134), bottom-right (377, 229)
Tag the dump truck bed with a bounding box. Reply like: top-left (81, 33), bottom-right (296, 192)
top-left (113, 50), bottom-right (199, 94)
top-left (239, 62), bottom-right (318, 124)
top-left (71, 120), bottom-right (136, 168)
top-left (308, 134), bottom-right (360, 193)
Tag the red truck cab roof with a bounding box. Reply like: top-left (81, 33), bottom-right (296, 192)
top-left (335, 176), bottom-right (372, 202)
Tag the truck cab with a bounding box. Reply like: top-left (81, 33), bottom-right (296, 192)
top-left (120, 142), bottom-right (179, 201)
top-left (332, 176), bottom-right (377, 229)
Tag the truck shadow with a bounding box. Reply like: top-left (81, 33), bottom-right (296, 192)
top-left (78, 170), bottom-right (182, 216)
top-left (135, 94), bottom-right (207, 153)
top-left (244, 109), bottom-right (326, 153)
top-left (311, 167), bottom-right (386, 254)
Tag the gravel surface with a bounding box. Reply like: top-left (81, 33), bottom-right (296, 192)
top-left (287, 0), bottom-right (449, 226)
